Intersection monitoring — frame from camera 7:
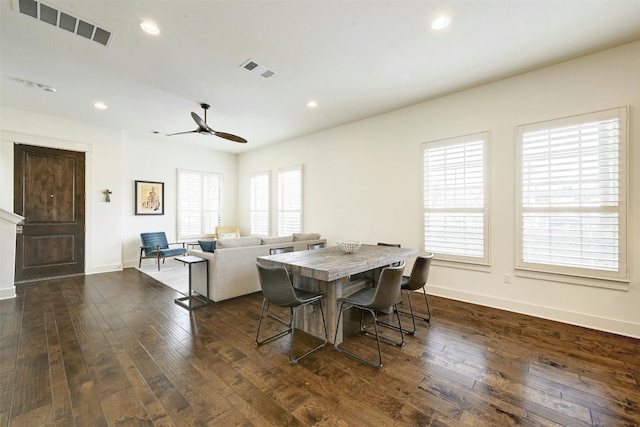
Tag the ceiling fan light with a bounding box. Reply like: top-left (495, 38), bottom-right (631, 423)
top-left (140, 20), bottom-right (160, 35)
top-left (431, 15), bottom-right (451, 30)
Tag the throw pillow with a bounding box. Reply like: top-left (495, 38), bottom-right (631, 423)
top-left (198, 240), bottom-right (217, 253)
top-left (293, 232), bottom-right (321, 241)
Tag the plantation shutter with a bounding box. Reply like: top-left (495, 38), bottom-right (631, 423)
top-left (277, 166), bottom-right (302, 237)
top-left (178, 170), bottom-right (221, 240)
top-left (423, 132), bottom-right (489, 263)
top-left (517, 107), bottom-right (627, 281)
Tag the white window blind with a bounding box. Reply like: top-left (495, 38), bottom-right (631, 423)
top-left (177, 169), bottom-right (222, 240)
top-left (516, 107), bottom-right (627, 281)
top-left (277, 166), bottom-right (302, 237)
top-left (423, 132), bottom-right (489, 264)
top-left (250, 172), bottom-right (270, 236)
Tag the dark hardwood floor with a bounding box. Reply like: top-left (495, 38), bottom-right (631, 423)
top-left (1, 269), bottom-right (639, 426)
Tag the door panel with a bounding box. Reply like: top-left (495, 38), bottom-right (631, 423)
top-left (14, 144), bottom-right (85, 283)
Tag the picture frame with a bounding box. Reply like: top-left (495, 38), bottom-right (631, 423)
top-left (135, 180), bottom-right (164, 215)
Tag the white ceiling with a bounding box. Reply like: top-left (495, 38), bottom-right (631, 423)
top-left (2, 0), bottom-right (640, 154)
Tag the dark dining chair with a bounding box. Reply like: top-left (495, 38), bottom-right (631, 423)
top-left (334, 263), bottom-right (405, 368)
top-left (377, 242), bottom-right (402, 266)
top-left (270, 246), bottom-right (294, 255)
top-left (379, 254), bottom-right (434, 335)
top-left (307, 242), bottom-right (326, 250)
top-left (255, 263), bottom-right (328, 364)
top-left (267, 246), bottom-right (295, 322)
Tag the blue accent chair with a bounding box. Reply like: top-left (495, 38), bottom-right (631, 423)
top-left (139, 232), bottom-right (187, 270)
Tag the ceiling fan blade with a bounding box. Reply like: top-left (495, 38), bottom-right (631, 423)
top-left (191, 112), bottom-right (211, 132)
top-left (214, 131), bottom-right (248, 143)
top-left (166, 130), bottom-right (198, 136)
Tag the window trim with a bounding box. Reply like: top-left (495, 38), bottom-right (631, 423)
top-left (515, 106), bottom-right (629, 284)
top-left (422, 131), bottom-right (491, 266)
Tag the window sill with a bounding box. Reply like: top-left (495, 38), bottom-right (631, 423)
top-left (514, 268), bottom-right (629, 291)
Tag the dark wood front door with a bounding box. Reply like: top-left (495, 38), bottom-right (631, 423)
top-left (14, 144), bottom-right (85, 283)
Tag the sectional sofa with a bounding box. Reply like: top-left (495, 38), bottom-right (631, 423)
top-left (188, 233), bottom-right (326, 302)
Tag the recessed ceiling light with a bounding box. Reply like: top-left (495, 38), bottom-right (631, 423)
top-left (94, 102), bottom-right (108, 110)
top-left (140, 20), bottom-right (160, 35)
top-left (431, 15), bottom-right (451, 30)
top-left (307, 100), bottom-right (318, 108)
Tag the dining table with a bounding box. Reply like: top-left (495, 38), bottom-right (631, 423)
top-left (257, 244), bottom-right (418, 344)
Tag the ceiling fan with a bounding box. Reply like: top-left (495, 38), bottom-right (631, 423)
top-left (167, 103), bottom-right (247, 143)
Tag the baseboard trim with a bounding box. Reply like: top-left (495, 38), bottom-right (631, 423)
top-left (428, 286), bottom-right (640, 339)
top-left (0, 288), bottom-right (16, 300)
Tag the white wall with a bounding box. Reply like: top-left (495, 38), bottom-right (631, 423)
top-left (238, 40), bottom-right (640, 338)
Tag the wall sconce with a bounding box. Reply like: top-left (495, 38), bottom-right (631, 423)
top-left (104, 189), bottom-right (112, 202)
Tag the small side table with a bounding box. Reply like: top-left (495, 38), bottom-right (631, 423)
top-left (185, 242), bottom-right (201, 250)
top-left (173, 255), bottom-right (209, 310)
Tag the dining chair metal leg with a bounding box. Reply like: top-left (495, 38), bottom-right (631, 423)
top-left (334, 302), bottom-right (404, 368)
top-left (360, 305), bottom-right (405, 347)
top-left (334, 302), bottom-right (383, 368)
top-left (256, 297), bottom-right (327, 365)
top-left (288, 300), bottom-right (328, 365)
top-left (396, 287), bottom-right (432, 324)
top-left (256, 298), bottom-right (293, 346)
top-left (266, 301), bottom-right (290, 325)
top-left (381, 290), bottom-right (418, 335)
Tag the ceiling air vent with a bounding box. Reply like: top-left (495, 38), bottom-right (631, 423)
top-left (13, 0), bottom-right (115, 47)
top-left (240, 59), bottom-right (276, 79)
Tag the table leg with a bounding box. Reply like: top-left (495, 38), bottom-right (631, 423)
top-left (294, 275), bottom-right (348, 345)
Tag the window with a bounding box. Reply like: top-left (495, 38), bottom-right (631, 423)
top-left (177, 169), bottom-right (222, 240)
top-left (516, 107), bottom-right (627, 282)
top-left (250, 171), bottom-right (270, 236)
top-left (277, 166), bottom-right (303, 236)
top-left (422, 132), bottom-right (490, 264)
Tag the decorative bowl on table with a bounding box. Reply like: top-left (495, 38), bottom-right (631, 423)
top-left (336, 240), bottom-right (361, 254)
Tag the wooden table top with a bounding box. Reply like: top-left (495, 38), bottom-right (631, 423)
top-left (257, 244), bottom-right (418, 281)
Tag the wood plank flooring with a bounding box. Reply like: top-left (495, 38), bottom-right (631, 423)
top-left (1, 269), bottom-right (639, 426)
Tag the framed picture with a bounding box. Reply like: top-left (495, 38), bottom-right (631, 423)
top-left (135, 180), bottom-right (164, 215)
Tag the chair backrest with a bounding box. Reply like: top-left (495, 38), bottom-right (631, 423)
top-left (369, 263), bottom-right (405, 311)
top-left (140, 232), bottom-right (169, 254)
top-left (404, 254), bottom-right (434, 291)
top-left (256, 263), bottom-right (299, 307)
top-left (270, 246), bottom-right (294, 255)
top-left (307, 242), bottom-right (326, 250)
top-left (377, 242), bottom-right (401, 248)
top-left (216, 226), bottom-right (240, 239)
top-left (377, 242), bottom-right (402, 266)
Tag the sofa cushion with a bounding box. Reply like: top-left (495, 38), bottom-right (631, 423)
top-left (261, 235), bottom-right (294, 245)
top-left (216, 236), bottom-right (262, 249)
top-left (198, 240), bottom-right (217, 252)
top-left (293, 232), bottom-right (321, 241)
